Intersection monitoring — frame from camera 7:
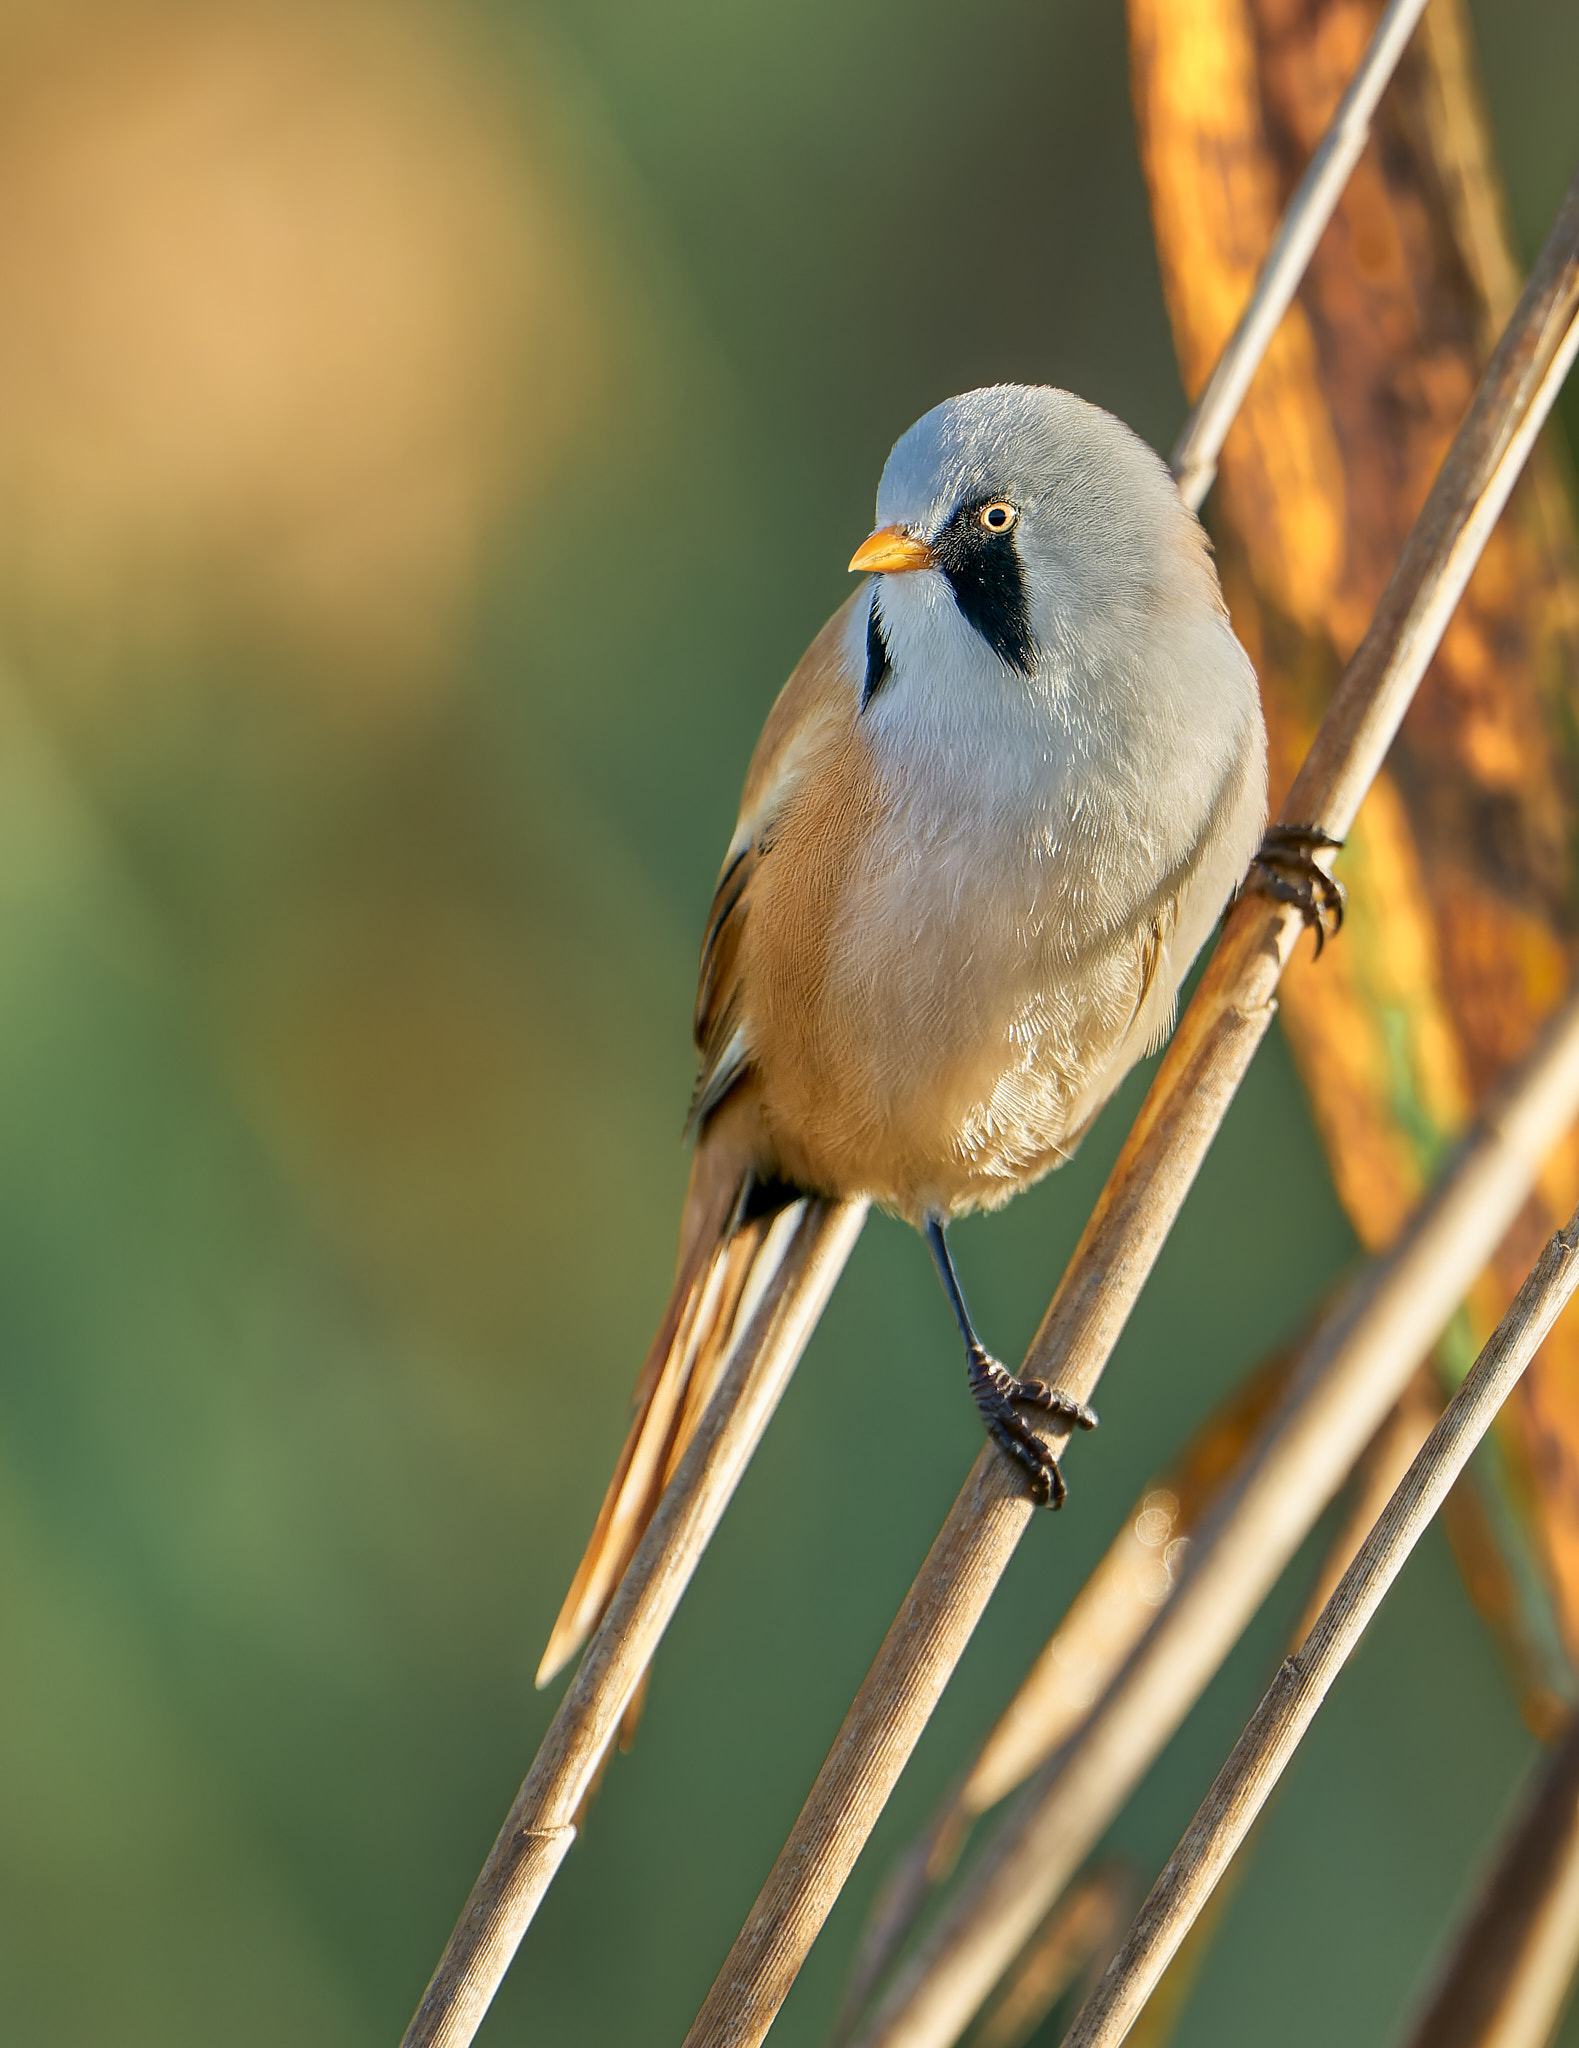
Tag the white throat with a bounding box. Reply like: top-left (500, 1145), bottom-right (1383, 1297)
top-left (851, 569), bottom-right (1099, 829)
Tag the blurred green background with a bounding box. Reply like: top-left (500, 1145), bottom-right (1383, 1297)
top-left (1, 3), bottom-right (1577, 2044)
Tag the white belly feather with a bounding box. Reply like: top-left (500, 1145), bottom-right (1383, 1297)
top-left (802, 565), bottom-right (1264, 1217)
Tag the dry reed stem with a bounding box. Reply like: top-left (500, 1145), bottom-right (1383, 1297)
top-left (1168, 0), bottom-right (1430, 512)
top-left (958, 1387), bottom-right (1436, 2048)
top-left (966, 1360), bottom-right (1292, 1816)
top-left (680, 169), bottom-right (1579, 2048)
top-left (399, 1197), bottom-right (868, 2048)
top-left (851, 987), bottom-right (1579, 2048)
top-left (1060, 1208), bottom-right (1579, 2048)
top-left (1093, 1379), bottom-right (1441, 2048)
top-left (1396, 1713), bottom-right (1579, 2048)
top-left (829, 1361), bottom-right (1292, 2046)
top-left (975, 1866), bottom-right (1135, 2048)
top-left (1288, 1374), bottom-right (1441, 1647)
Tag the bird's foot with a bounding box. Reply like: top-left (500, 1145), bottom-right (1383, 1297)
top-left (1245, 823), bottom-right (1346, 958)
top-left (968, 1348), bottom-right (1097, 1510)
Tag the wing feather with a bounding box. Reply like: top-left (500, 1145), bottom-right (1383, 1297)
top-left (688, 839), bottom-right (757, 1131)
top-left (686, 592), bottom-right (864, 1134)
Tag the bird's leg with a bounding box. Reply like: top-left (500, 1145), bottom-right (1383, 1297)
top-left (924, 1219), bottom-right (1097, 1510)
top-left (1244, 823), bottom-right (1346, 957)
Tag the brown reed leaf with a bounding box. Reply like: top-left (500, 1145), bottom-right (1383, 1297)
top-left (1135, 0), bottom-right (1579, 1670)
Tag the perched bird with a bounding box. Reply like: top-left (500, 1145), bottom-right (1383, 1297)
top-left (538, 383), bottom-right (1270, 1688)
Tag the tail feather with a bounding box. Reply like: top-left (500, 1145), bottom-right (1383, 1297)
top-left (661, 1223), bottom-right (772, 1488)
top-left (536, 1139), bottom-right (792, 1691)
top-left (534, 1287), bottom-right (707, 1687)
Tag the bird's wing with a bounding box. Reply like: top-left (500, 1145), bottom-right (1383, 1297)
top-left (1131, 896), bottom-right (1177, 1055)
top-left (689, 840), bottom-right (756, 1128)
top-left (687, 593), bottom-right (864, 1132)
top-left (540, 597), bottom-right (866, 1708)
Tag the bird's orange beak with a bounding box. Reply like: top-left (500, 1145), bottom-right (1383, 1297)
top-left (848, 526), bottom-right (935, 576)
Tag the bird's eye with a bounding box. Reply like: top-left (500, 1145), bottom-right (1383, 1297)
top-left (978, 501), bottom-right (1017, 534)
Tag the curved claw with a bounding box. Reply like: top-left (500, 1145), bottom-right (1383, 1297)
top-left (968, 1349), bottom-right (1080, 1509)
top-left (1245, 823), bottom-right (1345, 959)
top-left (1013, 1378), bottom-right (1098, 1430)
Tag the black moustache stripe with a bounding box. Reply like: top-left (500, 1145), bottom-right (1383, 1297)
top-left (931, 500), bottom-right (1036, 675)
top-left (861, 589), bottom-right (893, 710)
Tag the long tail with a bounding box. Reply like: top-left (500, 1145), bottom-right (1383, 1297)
top-left (536, 1124), bottom-right (856, 1692)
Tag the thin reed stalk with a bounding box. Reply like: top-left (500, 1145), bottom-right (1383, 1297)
top-left (975, 1865), bottom-right (1134, 2048)
top-left (1286, 1379), bottom-right (1440, 1647)
top-left (1088, 1381), bottom-right (1442, 2048)
top-left (966, 1360), bottom-right (1291, 1816)
top-left (680, 168), bottom-right (1579, 2048)
top-left (939, 1387), bottom-right (1437, 2048)
top-left (1395, 1711), bottom-right (1579, 2048)
top-left (1060, 1209), bottom-right (1579, 2048)
top-left (399, 1198), bottom-right (867, 2048)
top-left (851, 989), bottom-right (1579, 2048)
top-left (830, 1361), bottom-right (1291, 2046)
top-left (1168, 0), bottom-right (1430, 511)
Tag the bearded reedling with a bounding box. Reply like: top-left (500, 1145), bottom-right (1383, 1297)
top-left (537, 383), bottom-right (1307, 1691)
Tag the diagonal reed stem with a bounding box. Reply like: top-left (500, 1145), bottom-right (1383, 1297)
top-left (1059, 1207), bottom-right (1579, 2048)
top-left (680, 166), bottom-right (1579, 2048)
top-left (842, 989), bottom-right (1579, 2048)
top-left (831, 1351), bottom-right (1382, 2045)
top-left (399, 1197), bottom-right (868, 2048)
top-left (1168, 0), bottom-right (1431, 513)
top-left (848, 986), bottom-right (1579, 2048)
top-left (889, 1383), bottom-right (1437, 2048)
top-left (1395, 1710), bottom-right (1579, 2048)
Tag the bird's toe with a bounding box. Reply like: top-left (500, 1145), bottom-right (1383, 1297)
top-left (968, 1349), bottom-right (1072, 1508)
top-left (1245, 824), bottom-right (1345, 957)
top-left (1011, 1377), bottom-right (1098, 1430)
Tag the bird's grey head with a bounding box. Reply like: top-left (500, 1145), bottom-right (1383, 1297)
top-left (851, 384), bottom-right (1215, 709)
